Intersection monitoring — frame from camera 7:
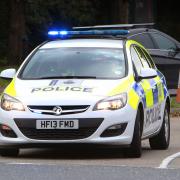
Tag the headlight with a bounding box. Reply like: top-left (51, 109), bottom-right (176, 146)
top-left (93, 93), bottom-right (127, 111)
top-left (1, 94), bottom-right (25, 111)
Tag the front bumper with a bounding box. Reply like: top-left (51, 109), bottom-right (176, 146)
top-left (0, 104), bottom-right (137, 147)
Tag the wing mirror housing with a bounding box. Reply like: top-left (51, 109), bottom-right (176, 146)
top-left (0, 68), bottom-right (16, 80)
top-left (138, 68), bottom-right (157, 80)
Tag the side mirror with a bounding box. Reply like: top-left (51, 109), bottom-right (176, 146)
top-left (139, 68), bottom-right (157, 80)
top-left (0, 68), bottom-right (16, 80)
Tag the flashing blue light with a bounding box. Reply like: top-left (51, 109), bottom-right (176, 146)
top-left (48, 31), bottom-right (59, 36)
top-left (59, 30), bottom-right (68, 35)
top-left (48, 29), bottom-right (129, 38)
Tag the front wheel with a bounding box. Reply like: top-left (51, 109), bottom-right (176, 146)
top-left (125, 109), bottom-right (142, 158)
top-left (149, 104), bottom-right (170, 150)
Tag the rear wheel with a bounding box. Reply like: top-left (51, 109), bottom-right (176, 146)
top-left (125, 109), bottom-right (142, 158)
top-left (0, 148), bottom-right (19, 157)
top-left (149, 104), bottom-right (170, 149)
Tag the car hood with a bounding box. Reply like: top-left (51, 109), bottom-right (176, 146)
top-left (6, 78), bottom-right (131, 105)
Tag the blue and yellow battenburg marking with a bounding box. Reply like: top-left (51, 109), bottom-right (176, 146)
top-left (132, 82), bottom-right (146, 107)
top-left (129, 74), bottom-right (165, 110)
top-left (148, 78), bottom-right (159, 104)
top-left (106, 71), bottom-right (166, 110)
top-left (157, 70), bottom-right (168, 98)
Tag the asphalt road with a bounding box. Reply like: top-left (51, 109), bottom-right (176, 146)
top-left (0, 164), bottom-right (180, 180)
top-left (0, 117), bottom-right (180, 180)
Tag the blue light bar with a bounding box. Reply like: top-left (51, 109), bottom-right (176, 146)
top-left (48, 29), bottom-right (129, 38)
top-left (59, 30), bottom-right (68, 35)
top-left (48, 31), bottom-right (59, 35)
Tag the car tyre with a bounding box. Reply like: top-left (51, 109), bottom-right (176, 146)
top-left (0, 148), bottom-right (19, 157)
top-left (125, 109), bottom-right (142, 158)
top-left (149, 104), bottom-right (170, 150)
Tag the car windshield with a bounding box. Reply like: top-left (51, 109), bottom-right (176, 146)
top-left (20, 47), bottom-right (126, 79)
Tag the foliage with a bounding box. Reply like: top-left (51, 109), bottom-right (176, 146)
top-left (171, 97), bottom-right (180, 108)
top-left (0, 0), bottom-right (106, 64)
top-left (0, 1), bottom-right (9, 61)
top-left (25, 0), bottom-right (103, 47)
top-left (0, 66), bottom-right (9, 88)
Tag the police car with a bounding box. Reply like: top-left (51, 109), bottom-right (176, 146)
top-left (0, 28), bottom-right (170, 157)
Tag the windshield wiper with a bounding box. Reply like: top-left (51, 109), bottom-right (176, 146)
top-left (37, 76), bottom-right (97, 79)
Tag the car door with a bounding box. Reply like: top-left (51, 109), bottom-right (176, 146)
top-left (130, 45), bottom-right (154, 136)
top-left (133, 45), bottom-right (162, 136)
top-left (140, 47), bottom-right (165, 130)
top-left (149, 32), bottom-right (180, 90)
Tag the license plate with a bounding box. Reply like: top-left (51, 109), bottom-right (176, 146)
top-left (36, 120), bottom-right (79, 129)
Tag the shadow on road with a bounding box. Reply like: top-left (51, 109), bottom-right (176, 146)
top-left (18, 144), bottom-right (151, 159)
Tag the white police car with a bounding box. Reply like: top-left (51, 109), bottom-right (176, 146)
top-left (0, 29), bottom-right (170, 157)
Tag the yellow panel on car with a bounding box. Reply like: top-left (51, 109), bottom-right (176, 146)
top-left (4, 78), bottom-right (17, 97)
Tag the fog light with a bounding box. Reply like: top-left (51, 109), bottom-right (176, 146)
top-left (100, 123), bottom-right (127, 137)
top-left (0, 124), bottom-right (17, 138)
top-left (108, 124), bottom-right (123, 130)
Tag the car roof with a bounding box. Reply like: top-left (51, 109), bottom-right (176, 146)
top-left (124, 28), bottom-right (158, 36)
top-left (126, 28), bottom-right (179, 44)
top-left (71, 24), bottom-right (179, 43)
top-left (40, 39), bottom-right (124, 49)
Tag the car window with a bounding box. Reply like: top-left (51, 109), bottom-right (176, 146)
top-left (130, 33), bottom-right (155, 49)
top-left (130, 46), bottom-right (143, 75)
top-left (134, 46), bottom-right (151, 69)
top-left (151, 33), bottom-right (177, 50)
top-left (140, 48), bottom-right (156, 69)
top-left (20, 47), bottom-right (126, 79)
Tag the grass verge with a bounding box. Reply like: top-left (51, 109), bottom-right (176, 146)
top-left (171, 97), bottom-right (180, 108)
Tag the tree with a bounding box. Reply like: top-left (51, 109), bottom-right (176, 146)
top-left (7, 0), bottom-right (26, 65)
top-left (0, 0), bottom-right (9, 64)
top-left (110, 0), bottom-right (129, 24)
top-left (7, 0), bottom-right (100, 65)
